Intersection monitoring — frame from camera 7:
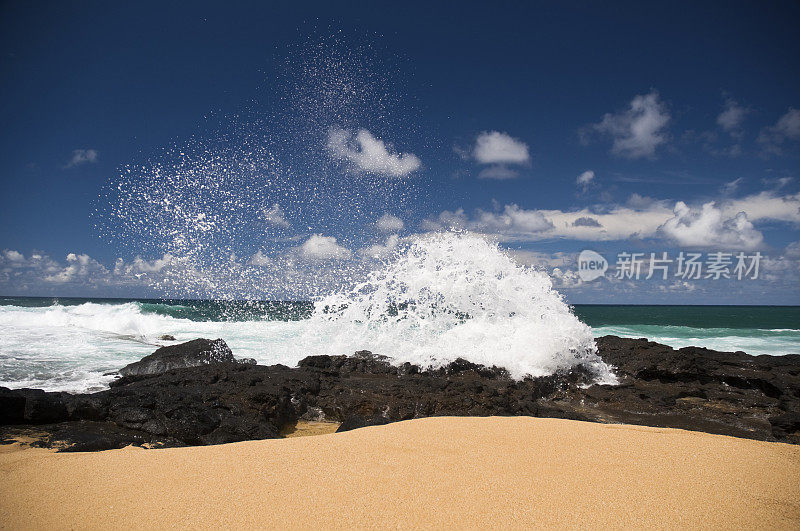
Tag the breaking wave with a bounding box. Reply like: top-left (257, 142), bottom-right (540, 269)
top-left (0, 233), bottom-right (615, 391)
top-left (307, 232), bottom-right (614, 381)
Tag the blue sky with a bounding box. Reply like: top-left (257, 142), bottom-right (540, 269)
top-left (1, 1), bottom-right (799, 303)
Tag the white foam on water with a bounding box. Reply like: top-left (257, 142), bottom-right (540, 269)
top-left (0, 302), bottom-right (308, 392)
top-left (592, 324), bottom-right (800, 356)
top-left (304, 232), bottom-right (613, 381)
top-left (0, 233), bottom-right (617, 392)
top-left (5, 234), bottom-right (798, 393)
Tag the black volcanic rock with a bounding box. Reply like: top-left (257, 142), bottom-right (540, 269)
top-left (1, 336), bottom-right (798, 451)
top-left (119, 338), bottom-right (235, 377)
top-left (0, 388), bottom-right (70, 425)
top-left (768, 412), bottom-right (800, 440)
top-left (336, 414), bottom-right (392, 433)
top-left (0, 388), bottom-right (26, 424)
top-left (557, 336), bottom-right (800, 441)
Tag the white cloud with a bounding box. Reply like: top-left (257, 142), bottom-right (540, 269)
top-left (248, 251), bottom-right (273, 267)
top-left (626, 193), bottom-right (661, 209)
top-left (758, 108), bottom-right (800, 155)
top-left (475, 204), bottom-right (554, 234)
top-left (0, 247), bottom-right (364, 299)
top-left (506, 249), bottom-right (572, 269)
top-left (421, 204), bottom-right (553, 238)
top-left (326, 128), bottom-right (421, 177)
top-left (717, 98), bottom-right (748, 136)
top-left (422, 204), bottom-right (665, 242)
top-left (112, 254), bottom-right (177, 278)
top-left (541, 204), bottom-right (672, 241)
top-left (464, 131), bottom-right (532, 180)
top-left (262, 204), bottom-right (290, 228)
top-left (658, 201), bottom-right (764, 250)
top-left (359, 234), bottom-right (401, 259)
top-left (3, 250), bottom-right (25, 262)
top-left (573, 216), bottom-right (602, 227)
top-left (129, 254), bottom-right (174, 273)
top-left (576, 170), bottom-right (595, 191)
top-left (699, 97), bottom-right (750, 157)
top-left (65, 149), bottom-right (98, 168)
top-left (299, 234), bottom-right (352, 260)
top-left (473, 131), bottom-right (530, 164)
top-left (551, 267), bottom-right (584, 288)
top-left (45, 253), bottom-right (109, 283)
top-left (762, 176), bottom-right (793, 190)
top-left (376, 214), bottom-right (404, 233)
top-left (659, 280), bottom-right (696, 292)
top-left (722, 191), bottom-right (800, 223)
top-left (589, 91), bottom-right (670, 158)
top-left (759, 253), bottom-right (800, 283)
top-left (420, 190), bottom-right (799, 245)
top-left (420, 208), bottom-right (468, 232)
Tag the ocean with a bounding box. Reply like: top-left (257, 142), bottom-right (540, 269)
top-left (1, 295), bottom-right (798, 393)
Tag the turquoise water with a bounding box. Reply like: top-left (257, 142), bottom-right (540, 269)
top-left (6, 297), bottom-right (797, 328)
top-left (0, 297), bottom-right (313, 321)
top-left (574, 305), bottom-right (800, 356)
top-left (572, 304), bottom-right (800, 330)
top-left (0, 297), bottom-right (797, 392)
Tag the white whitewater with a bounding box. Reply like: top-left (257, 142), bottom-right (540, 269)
top-left (0, 233), bottom-right (616, 391)
top-left (305, 232), bottom-right (613, 381)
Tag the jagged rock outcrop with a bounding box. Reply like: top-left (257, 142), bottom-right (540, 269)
top-left (118, 338), bottom-right (238, 377)
top-left (1, 336), bottom-right (798, 451)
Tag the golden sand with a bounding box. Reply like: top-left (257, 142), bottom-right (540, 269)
top-left (281, 420), bottom-right (341, 438)
top-left (1, 417), bottom-right (798, 529)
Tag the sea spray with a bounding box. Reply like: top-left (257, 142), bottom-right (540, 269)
top-left (5, 292), bottom-right (799, 392)
top-left (96, 35), bottom-right (431, 302)
top-left (41, 37), bottom-right (606, 387)
top-left (306, 232), bottom-right (614, 381)
top-left (0, 234), bottom-right (614, 391)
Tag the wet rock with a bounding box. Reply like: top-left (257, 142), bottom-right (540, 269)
top-left (1, 336), bottom-right (798, 451)
top-left (66, 395), bottom-right (109, 422)
top-left (20, 389), bottom-right (69, 423)
top-left (298, 351), bottom-right (395, 375)
top-left (769, 412), bottom-right (800, 440)
top-left (159, 334), bottom-right (177, 341)
top-left (0, 388), bottom-right (27, 424)
top-left (119, 338), bottom-right (235, 377)
top-left (336, 414), bottom-right (392, 433)
top-left (566, 336), bottom-right (800, 442)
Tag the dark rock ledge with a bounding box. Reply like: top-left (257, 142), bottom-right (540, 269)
top-left (117, 338), bottom-right (256, 377)
top-left (1, 336), bottom-right (798, 451)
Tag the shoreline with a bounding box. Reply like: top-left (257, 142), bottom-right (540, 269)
top-left (2, 416), bottom-right (798, 529)
top-left (2, 335), bottom-right (799, 450)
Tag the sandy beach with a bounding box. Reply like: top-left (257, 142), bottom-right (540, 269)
top-left (1, 417), bottom-right (798, 529)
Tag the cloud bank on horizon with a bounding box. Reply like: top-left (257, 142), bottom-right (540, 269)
top-left (3, 182), bottom-right (799, 303)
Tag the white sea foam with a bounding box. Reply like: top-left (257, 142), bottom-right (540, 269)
top-left (3, 229), bottom-right (798, 392)
top-left (0, 233), bottom-right (617, 391)
top-left (591, 324), bottom-right (800, 356)
top-left (0, 302), bottom-right (305, 391)
top-left (304, 232), bottom-right (613, 380)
